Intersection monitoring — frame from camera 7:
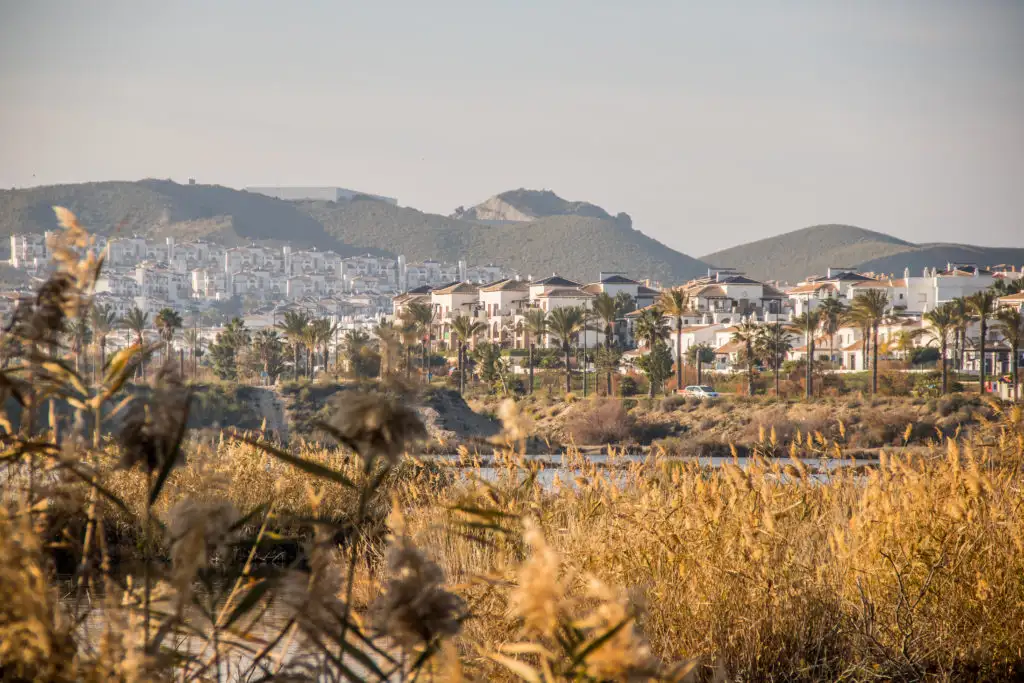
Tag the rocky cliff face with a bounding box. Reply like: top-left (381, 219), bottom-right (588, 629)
top-left (453, 189), bottom-right (613, 223)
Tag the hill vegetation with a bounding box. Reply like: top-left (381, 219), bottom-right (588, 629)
top-left (0, 180), bottom-right (709, 282)
top-left (702, 223), bottom-right (1024, 282)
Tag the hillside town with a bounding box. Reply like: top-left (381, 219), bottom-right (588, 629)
top-left (3, 229), bottom-right (1023, 397)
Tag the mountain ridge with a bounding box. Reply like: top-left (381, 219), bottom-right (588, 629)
top-left (701, 224), bottom-right (1024, 283)
top-left (0, 181), bottom-right (708, 282)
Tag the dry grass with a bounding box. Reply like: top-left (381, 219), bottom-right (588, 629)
top-left (3, 210), bottom-right (1024, 681)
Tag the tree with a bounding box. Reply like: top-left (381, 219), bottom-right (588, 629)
top-left (592, 293), bottom-right (619, 349)
top-left (183, 328), bottom-right (203, 377)
top-left (208, 317), bottom-right (250, 380)
top-left (850, 290), bottom-right (889, 394)
top-left (636, 340), bottom-right (673, 397)
top-left (546, 306), bottom-right (588, 394)
top-left (338, 329), bottom-right (371, 377)
top-left (921, 302), bottom-right (958, 394)
top-left (634, 306), bottom-right (669, 351)
top-left (731, 320), bottom-right (760, 396)
top-left (120, 307), bottom-right (150, 379)
top-left (950, 297), bottom-right (971, 374)
top-left (755, 323), bottom-right (794, 397)
top-left (818, 297), bottom-right (847, 365)
top-left (404, 301), bottom-right (436, 383)
top-left (450, 315), bottom-right (486, 394)
top-left (397, 317), bottom-right (421, 379)
top-left (968, 290), bottom-right (997, 394)
top-left (995, 307), bottom-right (1023, 401)
top-left (374, 320), bottom-right (401, 376)
top-left (594, 346), bottom-right (622, 396)
top-left (65, 316), bottom-right (92, 374)
top-left (472, 342), bottom-right (503, 389)
top-left (657, 288), bottom-right (689, 392)
top-left (789, 309), bottom-right (822, 399)
top-left (686, 343), bottom-right (715, 386)
top-left (614, 291), bottom-right (636, 316)
top-left (311, 317), bottom-right (340, 373)
top-left (522, 308), bottom-right (548, 395)
top-left (251, 329), bottom-right (285, 383)
top-left (90, 302), bottom-right (118, 377)
top-left (154, 307), bottom-right (183, 366)
top-left (276, 310), bottom-right (311, 380)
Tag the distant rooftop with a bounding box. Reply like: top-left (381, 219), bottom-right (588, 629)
top-left (532, 274), bottom-right (582, 288)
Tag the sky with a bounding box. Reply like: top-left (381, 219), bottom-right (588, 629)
top-left (1, 1), bottom-right (1022, 256)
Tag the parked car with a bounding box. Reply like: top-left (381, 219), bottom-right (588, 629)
top-left (684, 385), bottom-right (719, 399)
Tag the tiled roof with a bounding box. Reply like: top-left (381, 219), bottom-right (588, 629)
top-left (696, 285), bottom-right (727, 298)
top-left (715, 340), bottom-right (743, 354)
top-left (637, 285), bottom-right (660, 295)
top-left (599, 274), bottom-right (640, 284)
top-left (480, 278), bottom-right (529, 292)
top-left (720, 275), bottom-right (762, 285)
top-left (535, 288), bottom-right (594, 298)
top-left (998, 292), bottom-right (1024, 302)
top-left (787, 283), bottom-right (837, 295)
top-left (533, 274), bottom-right (582, 287)
top-left (431, 282), bottom-right (480, 295)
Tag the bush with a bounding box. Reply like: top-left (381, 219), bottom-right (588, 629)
top-left (660, 395), bottom-right (686, 412)
top-left (618, 375), bottom-right (638, 397)
top-left (565, 399), bottom-right (636, 445)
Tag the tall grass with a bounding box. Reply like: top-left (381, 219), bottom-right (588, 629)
top-left (3, 210), bottom-right (1023, 681)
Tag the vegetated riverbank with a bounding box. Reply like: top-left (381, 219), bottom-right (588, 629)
top-left (5, 394), bottom-right (1023, 681)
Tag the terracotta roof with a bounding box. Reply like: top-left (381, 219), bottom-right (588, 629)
top-left (431, 282), bottom-right (480, 295)
top-left (697, 285), bottom-right (727, 298)
top-left (788, 282), bottom-right (837, 295)
top-left (715, 340), bottom-right (743, 354)
top-left (624, 303), bottom-right (660, 318)
top-left (842, 340), bottom-right (867, 351)
top-left (998, 292), bottom-right (1024, 302)
top-left (679, 325), bottom-right (710, 334)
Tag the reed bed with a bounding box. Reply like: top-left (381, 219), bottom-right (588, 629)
top-left (3, 210), bottom-right (1024, 681)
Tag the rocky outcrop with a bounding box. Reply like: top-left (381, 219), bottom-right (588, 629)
top-left (453, 189), bottom-right (612, 223)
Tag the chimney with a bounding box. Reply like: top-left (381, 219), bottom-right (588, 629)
top-left (827, 267), bottom-right (833, 278)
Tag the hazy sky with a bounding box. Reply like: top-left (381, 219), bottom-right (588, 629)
top-left (1, 1), bottom-right (1022, 256)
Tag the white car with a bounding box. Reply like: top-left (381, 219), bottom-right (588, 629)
top-left (684, 385), bottom-right (719, 399)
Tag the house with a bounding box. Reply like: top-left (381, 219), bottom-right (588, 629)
top-left (479, 278), bottom-right (530, 347)
top-left (998, 292), bottom-right (1024, 312)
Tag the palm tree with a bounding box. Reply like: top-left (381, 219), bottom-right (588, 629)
top-left (404, 301), bottom-right (437, 384)
top-left (657, 288), bottom-right (689, 391)
top-left (374, 320), bottom-right (401, 376)
top-left (755, 323), bottom-right (793, 398)
top-left (818, 297), bottom-right (847, 366)
top-left (301, 324), bottom-right (321, 378)
top-left (311, 317), bottom-right (340, 372)
top-left (523, 308), bottom-right (548, 395)
top-left (66, 316), bottom-right (92, 375)
top-left (921, 302), bottom-right (958, 395)
top-left (968, 290), bottom-right (997, 394)
top-left (90, 302), bottom-right (118, 378)
top-left (183, 328), bottom-right (203, 378)
top-left (789, 309), bottom-right (822, 400)
top-left (450, 315), bottom-right (486, 394)
top-left (995, 307), bottom-right (1023, 401)
top-left (341, 328), bottom-right (371, 377)
top-left (731, 320), bottom-right (760, 396)
top-left (950, 297), bottom-right (971, 375)
top-left (252, 329), bottom-right (283, 384)
top-left (276, 310), bottom-right (311, 380)
top-left (397, 316), bottom-right (421, 379)
top-left (120, 307), bottom-right (149, 379)
top-left (591, 293), bottom-right (619, 349)
top-left (154, 307), bottom-right (184, 368)
top-left (546, 306), bottom-right (588, 394)
top-left (634, 306), bottom-right (670, 398)
top-left (851, 290), bottom-right (889, 394)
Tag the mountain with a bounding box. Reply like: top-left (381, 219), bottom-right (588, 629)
top-left (451, 188), bottom-right (615, 223)
top-left (0, 179), bottom-right (354, 253)
top-left (0, 181), bottom-right (709, 282)
top-left (701, 224), bottom-right (1024, 283)
top-left (304, 198), bottom-right (708, 282)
